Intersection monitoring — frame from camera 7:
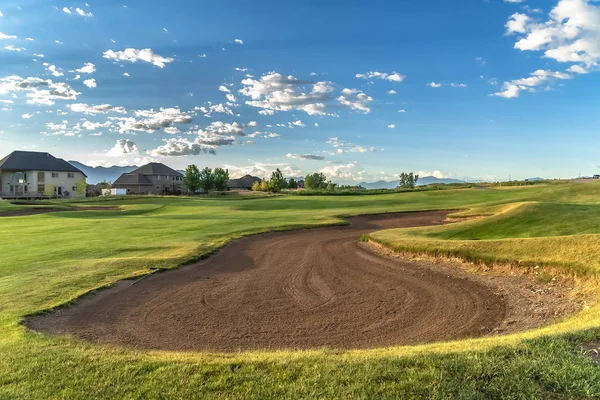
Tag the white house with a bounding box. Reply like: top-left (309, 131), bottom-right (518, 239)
top-left (0, 151), bottom-right (87, 198)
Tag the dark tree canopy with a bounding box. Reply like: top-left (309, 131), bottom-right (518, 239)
top-left (198, 167), bottom-right (215, 192)
top-left (304, 172), bottom-right (328, 190)
top-left (183, 165), bottom-right (202, 193)
top-left (213, 168), bottom-right (229, 191)
top-left (398, 172), bottom-right (419, 189)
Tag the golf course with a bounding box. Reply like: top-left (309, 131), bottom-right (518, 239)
top-left (2, 182), bottom-right (600, 398)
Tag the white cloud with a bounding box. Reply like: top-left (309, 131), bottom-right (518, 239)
top-left (418, 170), bottom-right (450, 179)
top-left (337, 88), bottom-right (372, 114)
top-left (398, 109), bottom-right (406, 113)
top-left (356, 71), bottom-right (405, 82)
top-left (428, 82), bottom-right (442, 88)
top-left (63, 7), bottom-right (93, 17)
top-left (320, 162), bottom-right (365, 181)
top-left (450, 82), bottom-right (467, 88)
top-left (290, 120), bottom-right (305, 127)
top-left (239, 72), bottom-right (334, 115)
top-left (327, 137), bottom-right (376, 154)
top-left (388, 124), bottom-right (395, 129)
top-left (201, 121), bottom-right (245, 136)
top-left (226, 93), bottom-right (236, 102)
top-left (69, 103), bottom-right (127, 114)
top-left (504, 0), bottom-right (526, 3)
top-left (287, 153), bottom-right (325, 161)
top-left (0, 32), bottom-right (17, 40)
top-left (234, 38), bottom-right (243, 44)
top-left (81, 120), bottom-right (111, 130)
top-left (55, 40), bottom-right (63, 45)
top-left (493, 69), bottom-right (572, 98)
top-left (107, 139), bottom-right (139, 157)
top-left (76, 62), bottom-right (95, 74)
top-left (43, 63), bottom-right (64, 77)
top-left (247, 121), bottom-right (258, 127)
top-left (83, 78), bottom-right (96, 88)
top-left (21, 113), bottom-right (35, 119)
top-left (503, 0), bottom-right (600, 90)
top-left (387, 89), bottom-right (396, 94)
top-left (193, 103), bottom-right (235, 116)
top-left (3, 45), bottom-right (25, 52)
top-left (219, 85), bottom-right (231, 93)
top-left (148, 133), bottom-right (236, 157)
top-left (235, 67), bottom-right (248, 72)
top-left (116, 107), bottom-right (193, 133)
top-left (0, 76), bottom-right (80, 106)
top-left (103, 48), bottom-right (175, 68)
top-left (0, 11), bottom-right (3, 17)
top-left (33, 53), bottom-right (44, 58)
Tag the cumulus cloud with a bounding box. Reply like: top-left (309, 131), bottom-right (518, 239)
top-left (116, 107), bottom-right (193, 133)
top-left (224, 162), bottom-right (301, 179)
top-left (388, 89), bottom-right (396, 94)
top-left (202, 121), bottom-right (245, 136)
top-left (69, 103), bottom-right (127, 114)
top-left (103, 48), bottom-right (174, 68)
top-left (234, 38), bottom-right (243, 44)
top-left (450, 82), bottom-right (467, 88)
top-left (76, 62), bottom-right (96, 74)
top-left (287, 153), bottom-right (325, 161)
top-left (418, 170), bottom-right (450, 179)
top-left (83, 78), bottom-right (96, 88)
top-left (388, 124), bottom-right (395, 129)
top-left (499, 0), bottom-right (600, 96)
top-left (43, 63), bottom-right (64, 77)
top-left (428, 82), bottom-right (442, 88)
top-left (3, 45), bottom-right (25, 52)
top-left (320, 162), bottom-right (365, 181)
top-left (327, 137), bottom-right (376, 154)
top-left (0, 32), bottom-right (17, 40)
top-left (493, 69), bottom-right (572, 98)
top-left (193, 103), bottom-right (235, 116)
top-left (239, 72), bottom-right (334, 115)
top-left (107, 139), bottom-right (139, 157)
top-left (0, 75), bottom-right (79, 106)
top-left (337, 88), bottom-right (372, 114)
top-left (356, 71), bottom-right (405, 82)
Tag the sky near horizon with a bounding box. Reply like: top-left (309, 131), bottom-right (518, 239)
top-left (1, 0), bottom-right (599, 182)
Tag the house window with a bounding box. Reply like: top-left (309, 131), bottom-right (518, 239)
top-left (24, 186), bottom-right (28, 193)
top-left (38, 184), bottom-right (45, 193)
top-left (9, 185), bottom-right (14, 192)
top-left (38, 172), bottom-right (45, 182)
top-left (72, 186), bottom-right (77, 191)
top-left (52, 172), bottom-right (59, 178)
top-left (67, 173), bottom-right (75, 178)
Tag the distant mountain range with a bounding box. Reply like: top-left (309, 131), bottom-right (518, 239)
top-left (359, 176), bottom-right (465, 190)
top-left (68, 161), bottom-right (137, 184)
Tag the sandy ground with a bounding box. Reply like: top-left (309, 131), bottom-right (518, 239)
top-left (25, 211), bottom-right (580, 352)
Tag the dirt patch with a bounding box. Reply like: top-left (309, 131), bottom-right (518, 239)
top-left (24, 211), bottom-right (581, 352)
top-left (0, 206), bottom-right (119, 217)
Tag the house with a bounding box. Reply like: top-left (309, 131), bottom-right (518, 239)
top-left (0, 151), bottom-right (87, 199)
top-left (113, 162), bottom-right (185, 195)
top-left (227, 174), bottom-right (261, 190)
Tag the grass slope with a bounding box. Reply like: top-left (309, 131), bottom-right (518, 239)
top-left (2, 183), bottom-right (600, 398)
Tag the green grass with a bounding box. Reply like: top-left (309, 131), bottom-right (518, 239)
top-left (2, 183), bottom-right (600, 398)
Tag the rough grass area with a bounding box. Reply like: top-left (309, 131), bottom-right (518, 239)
top-left (2, 183), bottom-right (600, 398)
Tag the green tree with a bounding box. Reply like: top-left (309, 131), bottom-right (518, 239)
top-left (288, 178), bottom-right (298, 189)
top-left (213, 168), bottom-right (229, 191)
top-left (304, 172), bottom-right (327, 189)
top-left (74, 178), bottom-right (87, 195)
top-left (183, 165), bottom-right (202, 194)
top-left (259, 179), bottom-right (269, 192)
top-left (326, 181), bottom-right (337, 191)
top-left (398, 172), bottom-right (419, 189)
top-left (97, 181), bottom-right (112, 189)
top-left (198, 167), bottom-right (215, 193)
top-left (268, 168), bottom-right (286, 193)
top-left (251, 181), bottom-right (261, 191)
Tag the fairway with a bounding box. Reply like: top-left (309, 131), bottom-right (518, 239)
top-left (2, 183), bottom-right (600, 398)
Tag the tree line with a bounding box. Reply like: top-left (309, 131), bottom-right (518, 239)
top-left (183, 165), bottom-right (229, 193)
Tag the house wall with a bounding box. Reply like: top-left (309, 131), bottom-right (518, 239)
top-left (147, 174), bottom-right (186, 195)
top-left (0, 170), bottom-right (86, 198)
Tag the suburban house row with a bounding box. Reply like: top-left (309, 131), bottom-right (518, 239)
top-left (0, 150), bottom-right (266, 199)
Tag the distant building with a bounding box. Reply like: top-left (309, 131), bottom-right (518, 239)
top-left (113, 163), bottom-right (185, 195)
top-left (227, 174), bottom-right (261, 190)
top-left (0, 151), bottom-right (86, 198)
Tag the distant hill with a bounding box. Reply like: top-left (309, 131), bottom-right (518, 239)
top-left (68, 161), bottom-right (137, 184)
top-left (359, 176), bottom-right (465, 190)
top-left (525, 177), bottom-right (545, 181)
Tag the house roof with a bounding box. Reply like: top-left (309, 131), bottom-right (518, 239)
top-left (228, 174), bottom-right (261, 188)
top-left (113, 173), bottom-right (153, 186)
top-left (0, 151), bottom-right (86, 176)
top-left (132, 162), bottom-right (183, 177)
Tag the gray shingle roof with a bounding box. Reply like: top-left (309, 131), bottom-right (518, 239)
top-left (0, 151), bottom-right (86, 176)
top-left (132, 163), bottom-right (183, 177)
top-left (113, 173), bottom-right (153, 186)
top-left (228, 174), bottom-right (261, 189)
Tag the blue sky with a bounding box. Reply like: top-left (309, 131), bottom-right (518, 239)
top-left (1, 0), bottom-right (599, 182)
